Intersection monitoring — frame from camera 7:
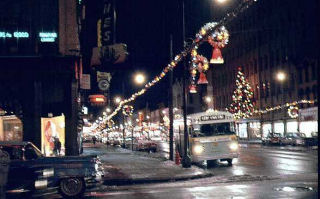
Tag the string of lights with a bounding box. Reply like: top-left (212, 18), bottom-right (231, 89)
top-left (254, 100), bottom-right (316, 114)
top-left (96, 0), bottom-right (259, 129)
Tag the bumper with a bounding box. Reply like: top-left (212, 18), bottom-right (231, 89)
top-left (85, 172), bottom-right (104, 188)
top-left (192, 152), bottom-right (239, 162)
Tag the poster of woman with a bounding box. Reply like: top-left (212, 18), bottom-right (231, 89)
top-left (41, 115), bottom-right (65, 156)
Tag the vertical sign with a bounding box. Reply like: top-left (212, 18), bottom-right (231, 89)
top-left (101, 0), bottom-right (115, 46)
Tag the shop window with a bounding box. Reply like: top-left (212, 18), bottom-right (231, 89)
top-left (262, 123), bottom-right (272, 137)
top-left (305, 67), bottom-right (309, 82)
top-left (298, 89), bottom-right (304, 98)
top-left (287, 121), bottom-right (298, 133)
top-left (299, 121), bottom-right (318, 137)
top-left (312, 85), bottom-right (317, 98)
top-left (298, 68), bottom-right (303, 84)
top-left (274, 122), bottom-right (284, 136)
top-left (305, 87), bottom-right (311, 100)
top-left (311, 63), bottom-right (316, 80)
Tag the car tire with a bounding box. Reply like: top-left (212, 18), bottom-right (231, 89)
top-left (59, 177), bottom-right (85, 198)
top-left (227, 159), bottom-right (233, 166)
top-left (207, 160), bottom-right (217, 168)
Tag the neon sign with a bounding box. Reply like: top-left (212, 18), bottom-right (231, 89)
top-left (39, 32), bottom-right (57, 42)
top-left (0, 31), bottom-right (29, 38)
top-left (13, 32), bottom-right (29, 38)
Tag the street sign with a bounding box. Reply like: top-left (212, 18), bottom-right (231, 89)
top-left (90, 43), bottom-right (128, 66)
top-left (80, 74), bottom-right (91, 90)
top-left (98, 79), bottom-right (110, 91)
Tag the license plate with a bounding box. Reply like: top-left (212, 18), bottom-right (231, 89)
top-left (212, 142), bottom-right (218, 146)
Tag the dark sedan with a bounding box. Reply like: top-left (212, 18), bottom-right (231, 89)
top-left (0, 141), bottom-right (104, 198)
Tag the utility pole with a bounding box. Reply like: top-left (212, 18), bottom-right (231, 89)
top-left (181, 0), bottom-right (191, 168)
top-left (169, 34), bottom-right (174, 161)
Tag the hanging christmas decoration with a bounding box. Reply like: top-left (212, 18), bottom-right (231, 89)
top-left (122, 105), bottom-right (134, 116)
top-left (288, 106), bottom-right (299, 118)
top-left (208, 26), bottom-right (229, 64)
top-left (94, 0), bottom-right (258, 128)
top-left (189, 84), bottom-right (197, 93)
top-left (227, 67), bottom-right (254, 119)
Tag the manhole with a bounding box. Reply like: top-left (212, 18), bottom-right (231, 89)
top-left (274, 186), bottom-right (314, 192)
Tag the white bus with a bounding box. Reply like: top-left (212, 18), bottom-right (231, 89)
top-left (174, 111), bottom-right (239, 167)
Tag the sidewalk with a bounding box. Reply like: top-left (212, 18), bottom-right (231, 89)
top-left (82, 143), bottom-right (213, 185)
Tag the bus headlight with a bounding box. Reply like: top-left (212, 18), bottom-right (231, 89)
top-left (193, 145), bottom-right (203, 154)
top-left (229, 142), bottom-right (239, 151)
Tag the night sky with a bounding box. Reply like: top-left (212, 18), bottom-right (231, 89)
top-left (108, 0), bottom-right (239, 111)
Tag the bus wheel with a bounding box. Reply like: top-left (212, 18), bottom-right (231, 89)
top-left (227, 159), bottom-right (233, 166)
top-left (207, 160), bottom-right (217, 168)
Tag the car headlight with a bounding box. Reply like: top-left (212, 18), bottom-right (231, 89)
top-left (229, 142), bottom-right (239, 151)
top-left (35, 179), bottom-right (48, 189)
top-left (193, 145), bottom-right (203, 154)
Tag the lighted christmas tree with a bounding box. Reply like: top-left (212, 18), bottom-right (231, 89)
top-left (227, 67), bottom-right (254, 119)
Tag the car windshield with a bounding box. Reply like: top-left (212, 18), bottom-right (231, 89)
top-left (192, 123), bottom-right (235, 137)
top-left (293, 133), bottom-right (305, 138)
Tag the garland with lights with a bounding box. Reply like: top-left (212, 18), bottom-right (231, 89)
top-left (122, 105), bottom-right (134, 116)
top-left (254, 100), bottom-right (316, 115)
top-left (227, 67), bottom-right (254, 119)
top-left (287, 106), bottom-right (299, 118)
top-left (97, 0), bottom-right (258, 127)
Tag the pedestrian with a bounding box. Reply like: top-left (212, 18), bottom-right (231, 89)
top-left (56, 138), bottom-right (61, 156)
top-left (92, 136), bottom-right (97, 145)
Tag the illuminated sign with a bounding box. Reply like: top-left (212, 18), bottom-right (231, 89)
top-left (0, 32), bottom-right (12, 38)
top-left (13, 32), bottom-right (29, 38)
top-left (39, 32), bottom-right (57, 42)
top-left (200, 115), bottom-right (226, 121)
top-left (0, 31), bottom-right (29, 38)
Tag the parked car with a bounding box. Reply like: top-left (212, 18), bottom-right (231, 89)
top-left (262, 133), bottom-right (282, 145)
top-left (304, 132), bottom-right (318, 146)
top-left (112, 138), bottom-right (122, 146)
top-left (144, 140), bottom-right (157, 152)
top-left (0, 141), bottom-right (104, 198)
top-left (125, 138), bottom-right (146, 151)
top-left (280, 133), bottom-right (306, 146)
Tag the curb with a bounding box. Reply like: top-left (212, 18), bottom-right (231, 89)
top-left (103, 172), bottom-right (214, 186)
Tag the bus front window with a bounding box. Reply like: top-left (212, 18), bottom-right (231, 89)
top-left (197, 123), bottom-right (235, 137)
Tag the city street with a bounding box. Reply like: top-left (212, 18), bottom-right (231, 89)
top-left (80, 143), bottom-right (318, 199)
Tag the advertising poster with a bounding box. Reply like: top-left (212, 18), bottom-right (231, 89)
top-left (41, 115), bottom-right (65, 156)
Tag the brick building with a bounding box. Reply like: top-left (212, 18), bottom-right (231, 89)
top-left (210, 0), bottom-right (318, 138)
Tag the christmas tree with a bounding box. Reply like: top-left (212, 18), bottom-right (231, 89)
top-left (227, 67), bottom-right (254, 119)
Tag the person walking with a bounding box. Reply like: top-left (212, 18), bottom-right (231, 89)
top-left (92, 136), bottom-right (97, 145)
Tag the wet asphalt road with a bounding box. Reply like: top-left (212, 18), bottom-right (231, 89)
top-left (47, 144), bottom-right (318, 199)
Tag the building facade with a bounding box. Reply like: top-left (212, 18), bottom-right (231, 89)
top-left (0, 0), bottom-right (81, 155)
top-left (210, 0), bottom-right (318, 138)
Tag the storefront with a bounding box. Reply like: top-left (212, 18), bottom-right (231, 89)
top-left (236, 119), bottom-right (261, 139)
top-left (286, 120), bottom-right (298, 133)
top-left (0, 115), bottom-right (23, 141)
top-left (262, 123), bottom-right (272, 138)
top-left (274, 121), bottom-right (285, 136)
top-left (299, 107), bottom-right (318, 137)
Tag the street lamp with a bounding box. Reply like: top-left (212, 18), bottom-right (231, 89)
top-left (205, 96), bottom-right (212, 103)
top-left (134, 73), bottom-right (146, 85)
top-left (114, 96), bottom-right (121, 104)
top-left (216, 0), bottom-right (228, 3)
top-left (276, 71), bottom-right (286, 82)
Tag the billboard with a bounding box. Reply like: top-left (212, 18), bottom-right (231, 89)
top-left (41, 115), bottom-right (65, 156)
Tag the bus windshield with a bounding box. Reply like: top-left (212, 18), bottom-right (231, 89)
top-left (192, 123), bottom-right (235, 137)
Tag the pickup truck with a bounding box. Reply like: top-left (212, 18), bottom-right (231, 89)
top-left (0, 141), bottom-right (104, 198)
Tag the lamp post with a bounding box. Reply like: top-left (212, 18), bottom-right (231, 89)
top-left (276, 71), bottom-right (287, 136)
top-left (181, 0), bottom-right (192, 168)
